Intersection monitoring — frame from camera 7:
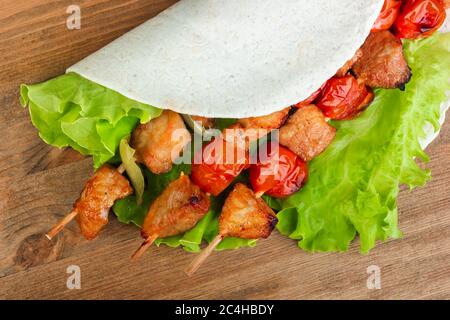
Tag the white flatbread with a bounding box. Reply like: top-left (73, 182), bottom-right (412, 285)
top-left (68, 0), bottom-right (383, 118)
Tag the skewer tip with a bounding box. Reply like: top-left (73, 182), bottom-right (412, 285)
top-left (45, 210), bottom-right (79, 241)
top-left (185, 234), bottom-right (223, 276)
top-left (131, 234), bottom-right (158, 262)
top-left (117, 164), bottom-right (126, 174)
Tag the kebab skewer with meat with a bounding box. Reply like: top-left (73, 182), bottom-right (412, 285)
top-left (186, 183), bottom-right (277, 275)
top-left (46, 110), bottom-right (192, 240)
top-left (131, 172), bottom-right (210, 260)
top-left (45, 164), bottom-right (132, 240)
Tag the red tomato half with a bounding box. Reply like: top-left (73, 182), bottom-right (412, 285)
top-left (191, 134), bottom-right (249, 196)
top-left (393, 0), bottom-right (446, 39)
top-left (372, 0), bottom-right (402, 32)
top-left (315, 75), bottom-right (374, 120)
top-left (249, 143), bottom-right (308, 198)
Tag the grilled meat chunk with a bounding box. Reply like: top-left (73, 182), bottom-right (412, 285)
top-left (131, 110), bottom-right (191, 174)
top-left (353, 30), bottom-right (411, 89)
top-left (335, 49), bottom-right (363, 77)
top-left (219, 183), bottom-right (277, 239)
top-left (141, 174), bottom-right (210, 239)
top-left (279, 105), bottom-right (336, 162)
top-left (191, 116), bottom-right (215, 129)
top-left (223, 108), bottom-right (291, 150)
top-left (74, 165), bottom-right (133, 240)
top-left (238, 108), bottom-right (291, 131)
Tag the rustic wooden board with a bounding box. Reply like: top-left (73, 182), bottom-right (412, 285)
top-left (1, 0), bottom-right (449, 300)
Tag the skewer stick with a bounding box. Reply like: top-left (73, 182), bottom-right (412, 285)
top-left (117, 163), bottom-right (125, 174)
top-left (131, 170), bottom-right (185, 261)
top-left (185, 234), bottom-right (223, 276)
top-left (131, 234), bottom-right (159, 261)
top-left (45, 210), bottom-right (79, 240)
top-left (45, 163), bottom-right (126, 240)
top-left (185, 188), bottom-right (261, 275)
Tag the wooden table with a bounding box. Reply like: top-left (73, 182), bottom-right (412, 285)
top-left (1, 0), bottom-right (449, 300)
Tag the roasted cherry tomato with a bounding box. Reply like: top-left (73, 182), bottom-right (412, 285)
top-left (249, 142), bottom-right (308, 198)
top-left (191, 133), bottom-right (249, 196)
top-left (372, 0), bottom-right (402, 32)
top-left (393, 0), bottom-right (446, 39)
top-left (315, 75), bottom-right (374, 120)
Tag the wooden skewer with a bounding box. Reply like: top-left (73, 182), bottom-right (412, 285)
top-left (45, 210), bottom-right (79, 240)
top-left (185, 187), bottom-right (262, 275)
top-left (45, 164), bottom-right (126, 240)
top-left (185, 234), bottom-right (223, 276)
top-left (117, 163), bottom-right (125, 174)
top-left (131, 234), bottom-right (159, 261)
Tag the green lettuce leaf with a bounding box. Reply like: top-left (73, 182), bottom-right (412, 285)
top-left (113, 164), bottom-right (256, 252)
top-left (275, 33), bottom-right (450, 253)
top-left (20, 72), bottom-right (161, 168)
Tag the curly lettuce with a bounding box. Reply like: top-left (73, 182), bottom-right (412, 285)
top-left (275, 33), bottom-right (450, 253)
top-left (20, 72), bottom-right (161, 168)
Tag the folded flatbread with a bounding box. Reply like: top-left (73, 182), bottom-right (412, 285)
top-left (68, 0), bottom-right (384, 118)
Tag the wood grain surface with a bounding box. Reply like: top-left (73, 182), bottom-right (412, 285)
top-left (1, 0), bottom-right (449, 300)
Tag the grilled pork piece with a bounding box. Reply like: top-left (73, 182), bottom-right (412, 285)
top-left (131, 110), bottom-right (191, 174)
top-left (74, 165), bottom-right (133, 240)
top-left (353, 30), bottom-right (411, 89)
top-left (141, 174), bottom-right (210, 239)
top-left (191, 115), bottom-right (215, 129)
top-left (219, 183), bottom-right (277, 239)
top-left (279, 105), bottom-right (336, 162)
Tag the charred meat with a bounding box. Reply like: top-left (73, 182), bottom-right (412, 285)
top-left (353, 30), bottom-right (411, 89)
